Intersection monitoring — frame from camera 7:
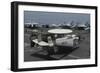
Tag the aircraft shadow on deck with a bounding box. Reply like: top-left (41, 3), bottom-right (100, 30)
top-left (31, 46), bottom-right (78, 60)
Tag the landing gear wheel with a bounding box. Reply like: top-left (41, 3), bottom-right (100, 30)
top-left (73, 39), bottom-right (79, 49)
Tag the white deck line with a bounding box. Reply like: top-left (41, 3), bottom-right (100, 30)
top-left (68, 54), bottom-right (81, 59)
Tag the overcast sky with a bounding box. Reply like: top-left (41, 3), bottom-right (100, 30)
top-left (24, 11), bottom-right (90, 25)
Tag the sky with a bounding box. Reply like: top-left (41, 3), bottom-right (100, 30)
top-left (24, 11), bottom-right (90, 25)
